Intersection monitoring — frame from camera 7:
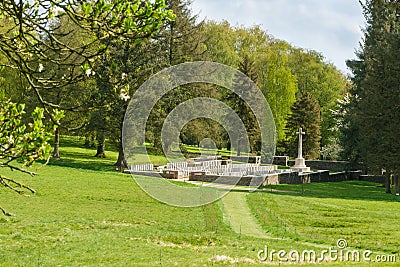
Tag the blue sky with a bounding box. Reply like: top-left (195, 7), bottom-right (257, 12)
top-left (191, 0), bottom-right (366, 74)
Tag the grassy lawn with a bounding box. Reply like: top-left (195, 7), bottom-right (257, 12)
top-left (0, 136), bottom-right (399, 266)
top-left (248, 182), bottom-right (400, 257)
top-left (0, 137), bottom-right (279, 266)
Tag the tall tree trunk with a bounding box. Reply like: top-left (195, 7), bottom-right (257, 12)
top-left (52, 127), bottom-right (60, 158)
top-left (95, 133), bottom-right (106, 158)
top-left (114, 141), bottom-right (127, 171)
top-left (385, 173), bottom-right (392, 194)
top-left (395, 176), bottom-right (400, 196)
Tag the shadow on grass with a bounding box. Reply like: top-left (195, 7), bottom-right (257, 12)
top-left (46, 136), bottom-right (119, 172)
top-left (54, 135), bottom-right (120, 153)
top-left (259, 181), bottom-right (400, 202)
top-left (48, 157), bottom-right (117, 172)
top-left (48, 136), bottom-right (172, 172)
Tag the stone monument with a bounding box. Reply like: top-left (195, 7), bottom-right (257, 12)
top-left (291, 127), bottom-right (310, 172)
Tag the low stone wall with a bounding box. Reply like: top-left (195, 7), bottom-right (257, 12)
top-left (359, 175), bottom-right (385, 184)
top-left (189, 174), bottom-right (219, 183)
top-left (348, 170), bottom-right (362, 180)
top-left (263, 172), bottom-right (302, 185)
top-left (288, 160), bottom-right (365, 172)
top-left (189, 174), bottom-right (264, 186)
top-left (189, 171), bottom-right (386, 186)
top-left (230, 156), bottom-right (261, 164)
top-left (126, 168), bottom-right (385, 187)
top-left (328, 172), bottom-right (348, 182)
top-left (277, 172), bottom-right (302, 184)
top-left (308, 170), bottom-right (330, 183)
top-left (273, 156), bottom-right (289, 166)
top-left (123, 170), bottom-right (163, 178)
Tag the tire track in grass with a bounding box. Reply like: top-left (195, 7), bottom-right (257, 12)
top-left (221, 190), bottom-right (330, 249)
top-left (221, 191), bottom-right (273, 239)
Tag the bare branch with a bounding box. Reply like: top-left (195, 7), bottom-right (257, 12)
top-left (0, 174), bottom-right (36, 194)
top-left (0, 207), bottom-right (15, 217)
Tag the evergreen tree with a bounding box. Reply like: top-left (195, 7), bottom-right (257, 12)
top-left (88, 38), bottom-right (151, 166)
top-left (345, 0), bottom-right (400, 194)
top-left (145, 0), bottom-right (206, 152)
top-left (225, 54), bottom-right (260, 155)
top-left (285, 93), bottom-right (321, 160)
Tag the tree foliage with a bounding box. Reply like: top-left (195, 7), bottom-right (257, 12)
top-left (202, 22), bottom-right (348, 156)
top-left (0, 0), bottom-right (175, 159)
top-left (0, 0), bottom-right (174, 98)
top-left (258, 40), bottom-right (298, 144)
top-left (288, 48), bottom-right (348, 148)
top-left (225, 54), bottom-right (260, 155)
top-left (145, 0), bottom-right (206, 153)
top-left (344, 0), bottom-right (400, 193)
top-left (0, 100), bottom-right (62, 215)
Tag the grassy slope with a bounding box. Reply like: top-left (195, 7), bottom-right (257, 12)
top-left (0, 136), bottom-right (398, 266)
top-left (247, 182), bottom-right (400, 257)
top-left (0, 137), bottom-right (274, 266)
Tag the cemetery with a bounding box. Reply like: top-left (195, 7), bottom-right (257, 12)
top-left (126, 128), bottom-right (385, 187)
top-left (127, 156), bottom-right (384, 186)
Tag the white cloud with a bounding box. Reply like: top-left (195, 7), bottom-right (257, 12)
top-left (191, 0), bottom-right (365, 73)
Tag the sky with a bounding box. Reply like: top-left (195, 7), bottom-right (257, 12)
top-left (191, 0), bottom-right (366, 74)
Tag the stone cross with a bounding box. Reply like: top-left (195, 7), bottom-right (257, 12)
top-left (296, 127), bottom-right (305, 159)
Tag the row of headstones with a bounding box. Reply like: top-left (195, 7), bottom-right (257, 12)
top-left (130, 161), bottom-right (277, 176)
top-left (207, 164), bottom-right (277, 176)
top-left (166, 161), bottom-right (188, 170)
top-left (129, 164), bottom-right (154, 172)
top-left (167, 160), bottom-right (227, 170)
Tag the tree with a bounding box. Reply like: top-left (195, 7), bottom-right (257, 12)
top-left (0, 100), bottom-right (62, 216)
top-left (197, 21), bottom-right (347, 156)
top-left (225, 54), bottom-right (260, 155)
top-left (144, 0), bottom-right (206, 153)
top-left (202, 21), bottom-right (240, 66)
top-left (0, 0), bottom-right (175, 160)
top-left (203, 23), bottom-right (281, 154)
top-left (288, 48), bottom-right (348, 149)
top-left (86, 0), bottom-right (205, 166)
top-left (285, 93), bottom-right (321, 160)
top-left (162, 0), bottom-right (205, 65)
top-left (0, 0), bottom-right (174, 109)
top-left (34, 14), bottom-right (98, 158)
top-left (345, 0), bottom-right (400, 194)
top-left (258, 40), bottom-right (298, 147)
top-left (90, 46), bottom-right (135, 166)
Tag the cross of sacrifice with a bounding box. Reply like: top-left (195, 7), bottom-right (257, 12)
top-left (296, 127), bottom-right (305, 159)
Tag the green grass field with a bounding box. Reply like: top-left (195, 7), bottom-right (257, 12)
top-left (248, 183), bottom-right (400, 254)
top-left (0, 136), bottom-right (399, 266)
